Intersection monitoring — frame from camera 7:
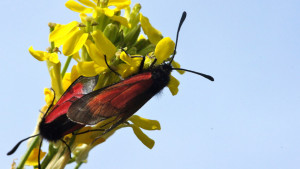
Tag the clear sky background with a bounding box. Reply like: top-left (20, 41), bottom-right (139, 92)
top-left (1, 0), bottom-right (300, 169)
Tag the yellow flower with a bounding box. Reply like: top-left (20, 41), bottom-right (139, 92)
top-left (171, 60), bottom-right (185, 74)
top-left (28, 46), bottom-right (60, 64)
top-left (61, 65), bottom-right (80, 91)
top-left (168, 75), bottom-right (180, 95)
top-left (128, 115), bottom-right (161, 149)
top-left (44, 88), bottom-right (54, 106)
top-left (11, 160), bottom-right (16, 169)
top-left (154, 37), bottom-right (175, 64)
top-left (140, 13), bottom-right (163, 44)
top-left (65, 0), bottom-right (131, 27)
top-left (25, 148), bottom-right (46, 166)
top-left (72, 115), bottom-right (160, 163)
top-left (62, 28), bottom-right (89, 56)
top-left (49, 21), bottom-right (88, 56)
top-left (29, 46), bottom-right (64, 97)
top-left (129, 115), bottom-right (161, 130)
top-left (153, 37), bottom-right (182, 95)
top-left (49, 21), bottom-right (79, 48)
top-left (76, 61), bottom-right (106, 77)
top-left (66, 0), bottom-right (131, 13)
top-left (91, 30), bottom-right (117, 59)
top-left (117, 51), bottom-right (143, 77)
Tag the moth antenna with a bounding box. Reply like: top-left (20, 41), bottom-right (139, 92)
top-left (169, 11), bottom-right (187, 65)
top-left (172, 68), bottom-right (214, 81)
top-left (104, 55), bottom-right (122, 78)
top-left (38, 139), bottom-right (43, 169)
top-left (60, 139), bottom-right (72, 159)
top-left (121, 49), bottom-right (146, 72)
top-left (121, 48), bottom-right (130, 56)
top-left (138, 56), bottom-right (145, 72)
top-left (149, 58), bottom-right (157, 68)
top-left (7, 134), bottom-right (40, 155)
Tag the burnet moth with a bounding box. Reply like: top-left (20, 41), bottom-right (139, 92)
top-left (66, 11), bottom-right (214, 140)
top-left (7, 75), bottom-right (99, 168)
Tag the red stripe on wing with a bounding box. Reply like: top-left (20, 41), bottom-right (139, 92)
top-left (67, 72), bottom-right (154, 125)
top-left (45, 76), bottom-right (98, 123)
top-left (56, 83), bottom-right (84, 105)
top-left (45, 98), bottom-right (78, 123)
top-left (111, 79), bottom-right (152, 109)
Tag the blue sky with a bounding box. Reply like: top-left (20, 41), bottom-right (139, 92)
top-left (1, 0), bottom-right (300, 169)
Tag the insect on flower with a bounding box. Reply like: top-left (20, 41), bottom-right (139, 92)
top-left (7, 11), bottom-right (214, 169)
top-left (7, 75), bottom-right (99, 168)
top-left (66, 11), bottom-right (214, 141)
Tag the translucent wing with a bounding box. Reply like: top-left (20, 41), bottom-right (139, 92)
top-left (45, 75), bottom-right (98, 123)
top-left (67, 72), bottom-right (156, 126)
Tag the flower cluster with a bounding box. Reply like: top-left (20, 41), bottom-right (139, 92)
top-left (16, 0), bottom-right (184, 168)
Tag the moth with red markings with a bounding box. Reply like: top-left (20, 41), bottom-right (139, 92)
top-left (66, 11), bottom-right (214, 140)
top-left (7, 75), bottom-right (99, 168)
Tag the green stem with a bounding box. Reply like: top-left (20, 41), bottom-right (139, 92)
top-left (74, 162), bottom-right (83, 169)
top-left (17, 136), bottom-right (40, 169)
top-left (81, 46), bottom-right (91, 61)
top-left (40, 143), bottom-right (58, 169)
top-left (61, 55), bottom-right (72, 78)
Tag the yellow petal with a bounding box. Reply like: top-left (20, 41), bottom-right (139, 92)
top-left (77, 61), bottom-right (105, 76)
top-left (96, 8), bottom-right (115, 17)
top-left (91, 30), bottom-right (116, 59)
top-left (28, 46), bottom-right (47, 61)
top-left (62, 72), bottom-right (72, 91)
top-left (108, 0), bottom-right (131, 9)
top-left (49, 21), bottom-right (78, 42)
top-left (143, 55), bottom-right (155, 69)
top-left (137, 34), bottom-right (146, 41)
top-left (72, 52), bottom-right (81, 62)
top-left (110, 15), bottom-right (130, 28)
top-left (129, 115), bottom-right (161, 130)
top-left (48, 53), bottom-right (60, 64)
top-left (140, 13), bottom-right (163, 44)
top-left (47, 61), bottom-right (64, 99)
top-left (168, 75), bottom-right (180, 96)
top-left (78, 0), bottom-right (96, 8)
top-left (25, 148), bottom-right (46, 166)
top-left (130, 124), bottom-right (155, 149)
top-left (44, 88), bottom-right (54, 106)
top-left (119, 52), bottom-right (141, 67)
top-left (80, 13), bottom-right (88, 23)
top-left (171, 60), bottom-right (185, 74)
top-left (122, 66), bottom-right (138, 78)
top-left (154, 37), bottom-right (175, 64)
top-left (75, 126), bottom-right (106, 145)
top-left (63, 29), bottom-right (88, 56)
top-left (53, 27), bottom-right (79, 48)
top-left (11, 160), bottom-right (16, 169)
top-left (71, 65), bottom-right (80, 82)
top-left (84, 40), bottom-right (106, 66)
top-left (115, 63), bottom-right (129, 77)
top-left (65, 0), bottom-right (93, 13)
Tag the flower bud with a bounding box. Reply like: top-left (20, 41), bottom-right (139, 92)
top-left (103, 23), bottom-right (119, 43)
top-left (129, 3), bottom-right (142, 27)
top-left (133, 38), bottom-right (151, 51)
top-left (123, 25), bottom-right (141, 47)
top-left (138, 44), bottom-right (156, 56)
